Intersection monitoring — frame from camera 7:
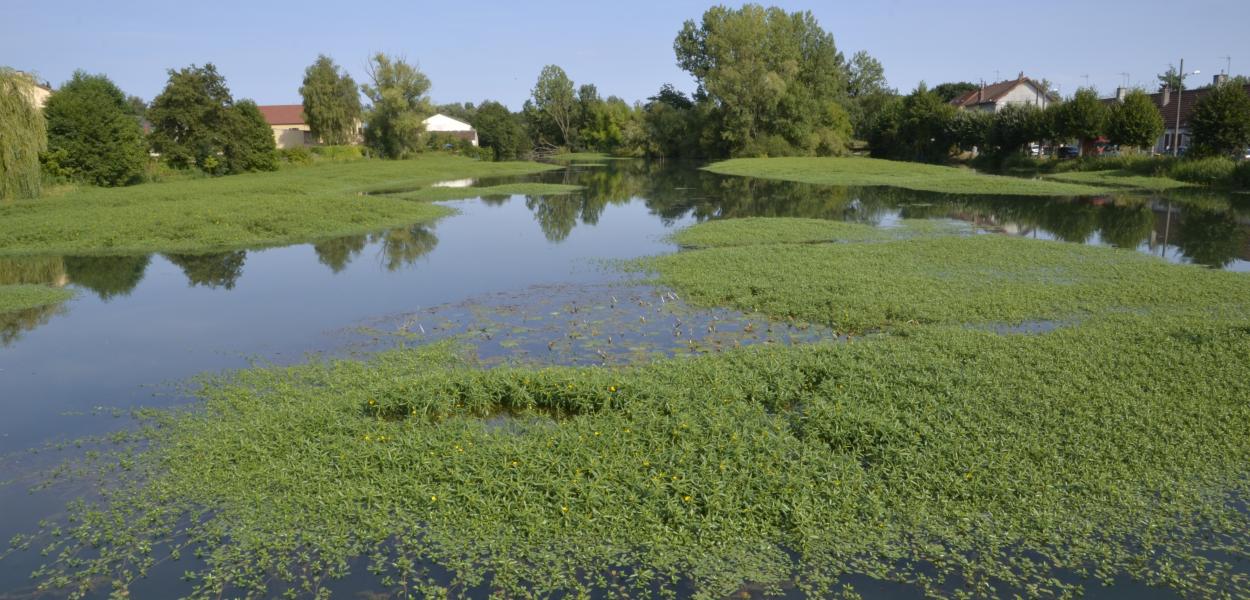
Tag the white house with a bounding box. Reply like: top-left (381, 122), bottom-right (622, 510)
top-left (950, 74), bottom-right (1054, 112)
top-left (422, 114), bottom-right (478, 147)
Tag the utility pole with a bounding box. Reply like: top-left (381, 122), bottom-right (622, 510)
top-left (1220, 55), bottom-right (1231, 75)
top-left (1174, 58), bottom-right (1184, 157)
top-left (1081, 74), bottom-right (1090, 88)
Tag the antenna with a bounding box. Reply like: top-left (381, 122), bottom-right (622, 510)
top-left (1220, 55), bottom-right (1231, 75)
top-left (993, 69), bottom-right (1000, 82)
top-left (1081, 74), bottom-right (1090, 88)
top-left (1119, 72), bottom-right (1130, 88)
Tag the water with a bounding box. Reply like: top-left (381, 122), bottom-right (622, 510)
top-left (1, 159), bottom-right (1247, 597)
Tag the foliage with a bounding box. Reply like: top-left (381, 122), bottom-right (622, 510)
top-left (529, 65), bottom-right (577, 147)
top-left (223, 100), bottom-right (279, 173)
top-left (674, 4), bottom-right (852, 156)
top-left (945, 108), bottom-right (991, 152)
top-left (300, 55), bottom-right (362, 146)
top-left (0, 68), bottom-right (47, 200)
top-left (986, 102), bottom-right (1041, 156)
top-left (868, 84), bottom-right (955, 162)
top-left (147, 64), bottom-right (234, 172)
top-left (278, 146), bottom-right (314, 165)
top-left (0, 156), bottom-right (558, 255)
top-left (310, 145), bottom-right (364, 161)
top-left (1054, 88), bottom-right (1109, 152)
top-left (1188, 82), bottom-right (1250, 158)
top-left (42, 71), bottom-right (148, 187)
top-left (1156, 64), bottom-right (1190, 91)
top-left (931, 81), bottom-right (978, 103)
top-left (845, 50), bottom-right (895, 137)
top-left (704, 156), bottom-right (1110, 196)
top-left (1168, 156), bottom-right (1237, 184)
top-left (361, 53), bottom-right (432, 159)
top-left (1107, 88), bottom-right (1164, 150)
top-left (471, 101), bottom-right (530, 160)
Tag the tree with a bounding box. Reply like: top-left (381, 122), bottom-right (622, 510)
top-left (360, 53), bottom-right (432, 159)
top-left (1107, 89), bottom-right (1164, 151)
top-left (472, 100), bottom-right (530, 160)
top-left (148, 64), bottom-right (234, 172)
top-left (0, 68), bottom-right (47, 199)
top-left (224, 100), bottom-right (278, 172)
top-left (125, 95), bottom-right (147, 121)
top-left (1189, 83), bottom-right (1250, 157)
top-left (300, 55), bottom-right (362, 146)
top-left (846, 51), bottom-right (887, 98)
top-left (898, 83), bottom-right (956, 162)
top-left (530, 65), bottom-right (576, 146)
top-left (1157, 65), bottom-right (1190, 91)
top-left (674, 4), bottom-right (851, 156)
top-left (946, 109), bottom-right (991, 153)
top-left (932, 82), bottom-right (978, 103)
top-left (43, 71), bottom-right (148, 186)
top-left (987, 103), bottom-right (1041, 156)
top-left (1054, 88), bottom-right (1108, 155)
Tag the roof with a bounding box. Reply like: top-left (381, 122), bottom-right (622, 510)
top-left (257, 104), bottom-right (305, 126)
top-left (423, 113), bottom-right (475, 132)
top-left (1148, 84), bottom-right (1250, 129)
top-left (950, 76), bottom-right (1050, 108)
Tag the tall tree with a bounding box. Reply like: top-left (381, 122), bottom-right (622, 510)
top-left (148, 64), bottom-right (233, 172)
top-left (1107, 89), bottom-right (1164, 151)
top-left (360, 53), bottom-right (432, 159)
top-left (0, 68), bottom-right (47, 199)
top-left (987, 103), bottom-right (1042, 156)
top-left (43, 71), bottom-right (148, 186)
top-left (932, 82), bottom-right (978, 103)
top-left (472, 100), bottom-right (530, 160)
top-left (1156, 65), bottom-right (1190, 91)
top-left (1055, 88), bottom-right (1109, 155)
top-left (299, 55), bottom-right (361, 145)
top-left (1189, 83), bottom-right (1250, 157)
top-left (224, 100), bottom-right (278, 172)
top-left (674, 4), bottom-right (851, 156)
top-left (530, 65), bottom-right (576, 146)
top-left (846, 51), bottom-right (887, 98)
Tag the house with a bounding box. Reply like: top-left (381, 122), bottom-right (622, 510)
top-left (1103, 74), bottom-right (1250, 154)
top-left (423, 114), bottom-right (478, 147)
top-left (257, 104), bottom-right (316, 149)
top-left (950, 74), bottom-right (1054, 112)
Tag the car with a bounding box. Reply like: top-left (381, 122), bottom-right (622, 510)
top-left (1057, 146), bottom-right (1080, 159)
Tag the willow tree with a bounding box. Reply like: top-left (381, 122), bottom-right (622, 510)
top-left (360, 53), bottom-right (431, 159)
top-left (0, 68), bottom-right (47, 200)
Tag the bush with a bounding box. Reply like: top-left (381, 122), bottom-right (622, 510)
top-left (278, 147), bottom-right (314, 166)
top-left (1167, 157), bottom-right (1236, 184)
top-left (310, 145), bottom-right (364, 161)
top-left (1229, 161), bottom-right (1250, 190)
top-left (42, 71), bottom-right (148, 187)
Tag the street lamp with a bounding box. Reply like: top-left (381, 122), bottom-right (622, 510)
top-left (1173, 59), bottom-right (1201, 157)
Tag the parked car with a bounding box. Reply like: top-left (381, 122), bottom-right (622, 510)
top-left (1057, 146), bottom-right (1080, 159)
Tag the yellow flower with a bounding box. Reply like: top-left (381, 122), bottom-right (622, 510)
top-left (609, 386), bottom-right (617, 393)
top-left (682, 495), bottom-right (692, 502)
top-left (642, 460), bottom-right (650, 467)
top-left (363, 435), bottom-right (371, 441)
top-left (430, 495), bottom-right (437, 502)
top-left (594, 431), bottom-right (601, 436)
top-left (561, 505), bottom-right (569, 513)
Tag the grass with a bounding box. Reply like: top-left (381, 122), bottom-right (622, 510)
top-left (0, 156), bottom-right (561, 256)
top-left (548, 152), bottom-right (624, 163)
top-left (18, 217), bottom-right (1250, 598)
top-left (1042, 169), bottom-right (1194, 191)
top-left (0, 284), bottom-right (73, 313)
top-left (705, 157), bottom-right (1115, 196)
top-left (646, 218), bottom-right (1250, 333)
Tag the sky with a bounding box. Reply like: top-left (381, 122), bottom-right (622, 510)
top-left (3, 0), bottom-right (1248, 110)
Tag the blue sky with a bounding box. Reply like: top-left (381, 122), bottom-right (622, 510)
top-left (3, 0), bottom-right (1247, 109)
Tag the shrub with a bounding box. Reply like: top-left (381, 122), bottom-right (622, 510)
top-left (310, 145), bottom-right (364, 161)
top-left (278, 146), bottom-right (314, 166)
top-left (1230, 161), bottom-right (1250, 190)
top-left (42, 71), bottom-right (148, 187)
top-left (1167, 156), bottom-right (1236, 184)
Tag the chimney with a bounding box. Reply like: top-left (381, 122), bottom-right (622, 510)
top-left (1115, 87), bottom-right (1127, 102)
top-left (1214, 73), bottom-right (1229, 87)
top-left (1162, 86), bottom-right (1171, 106)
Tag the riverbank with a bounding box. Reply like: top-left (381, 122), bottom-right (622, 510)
top-left (0, 284), bottom-right (73, 313)
top-left (0, 156), bottom-right (567, 256)
top-left (704, 156), bottom-right (1117, 196)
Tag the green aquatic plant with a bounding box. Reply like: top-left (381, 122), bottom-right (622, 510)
top-left (644, 218), bottom-right (1250, 333)
top-left (17, 313), bottom-right (1250, 598)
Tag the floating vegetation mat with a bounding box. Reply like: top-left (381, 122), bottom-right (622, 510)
top-left (343, 282), bottom-right (838, 366)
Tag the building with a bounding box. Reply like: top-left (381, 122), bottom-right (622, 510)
top-left (257, 104), bottom-right (316, 149)
top-left (1104, 74), bottom-right (1250, 155)
top-left (422, 114), bottom-right (479, 146)
top-left (950, 74), bottom-right (1054, 112)
top-left (10, 71), bottom-right (52, 109)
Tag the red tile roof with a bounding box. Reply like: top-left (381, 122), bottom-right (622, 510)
top-left (950, 76), bottom-right (1049, 108)
top-left (1150, 84), bottom-right (1250, 129)
top-left (257, 104), bottom-right (305, 126)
